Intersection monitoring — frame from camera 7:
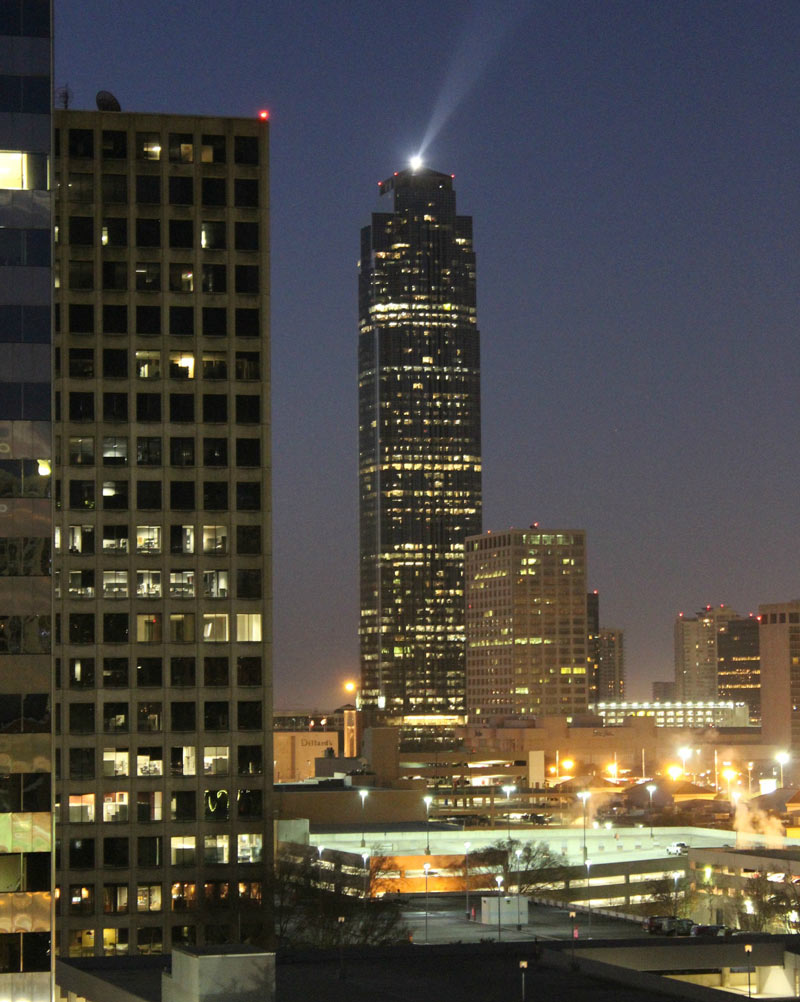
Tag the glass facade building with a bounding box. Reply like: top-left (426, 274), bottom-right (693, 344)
top-left (0, 2), bottom-right (54, 999)
top-left (52, 108), bottom-right (272, 956)
top-left (358, 167), bottom-right (481, 727)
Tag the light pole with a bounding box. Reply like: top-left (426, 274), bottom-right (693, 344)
top-left (519, 959), bottom-right (528, 1002)
top-left (361, 851), bottom-right (370, 914)
top-left (569, 910), bottom-right (577, 964)
top-left (673, 871), bottom-right (679, 919)
top-left (424, 861), bottom-right (431, 944)
top-left (646, 783), bottom-right (657, 840)
top-left (747, 761), bottom-right (754, 795)
top-left (464, 841), bottom-right (471, 920)
top-left (516, 847), bottom-right (523, 929)
top-left (744, 943), bottom-right (753, 998)
top-left (678, 746), bottom-right (691, 778)
top-left (502, 784), bottom-right (516, 841)
top-left (577, 791), bottom-right (590, 861)
top-left (317, 845), bottom-right (324, 898)
top-left (358, 788), bottom-right (368, 847)
top-left (495, 874), bottom-right (504, 941)
top-left (586, 859), bottom-right (592, 934)
top-left (337, 915), bottom-right (346, 980)
top-left (423, 794), bottom-right (433, 854)
top-left (776, 751), bottom-right (790, 788)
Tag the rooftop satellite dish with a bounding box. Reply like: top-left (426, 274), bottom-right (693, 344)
top-left (96, 90), bottom-right (121, 112)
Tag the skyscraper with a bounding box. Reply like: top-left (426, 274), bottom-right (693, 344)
top-left (465, 528), bottom-right (588, 719)
top-left (53, 106), bottom-right (272, 956)
top-left (0, 2), bottom-right (54, 996)
top-left (358, 167), bottom-right (481, 734)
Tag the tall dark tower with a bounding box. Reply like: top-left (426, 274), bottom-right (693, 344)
top-left (358, 167), bottom-right (481, 739)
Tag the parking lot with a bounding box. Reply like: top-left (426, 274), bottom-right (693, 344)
top-left (401, 894), bottom-right (646, 945)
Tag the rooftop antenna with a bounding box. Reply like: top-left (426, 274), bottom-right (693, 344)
top-left (55, 84), bottom-right (72, 109)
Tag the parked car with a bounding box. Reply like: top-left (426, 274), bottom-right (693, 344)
top-left (690, 924), bottom-right (728, 937)
top-left (666, 841), bottom-right (689, 855)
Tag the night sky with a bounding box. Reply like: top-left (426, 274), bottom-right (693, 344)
top-left (55, 1), bottom-right (800, 709)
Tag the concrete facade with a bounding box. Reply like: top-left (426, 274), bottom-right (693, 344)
top-left (53, 107), bottom-right (272, 957)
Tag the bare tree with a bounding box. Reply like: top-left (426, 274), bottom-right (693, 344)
top-left (464, 839), bottom-right (569, 895)
top-left (271, 845), bottom-right (410, 949)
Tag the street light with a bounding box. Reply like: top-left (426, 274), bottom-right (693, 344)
top-left (337, 915), bottom-right (346, 980)
top-left (747, 761), bottom-right (754, 795)
top-left (577, 791), bottom-right (590, 861)
top-left (317, 845), bottom-right (324, 898)
top-left (495, 874), bottom-right (504, 941)
top-left (673, 871), bottom-right (680, 919)
top-left (423, 794), bottom-right (433, 854)
top-left (646, 783), bottom-right (657, 840)
top-left (678, 746), bottom-right (692, 777)
top-left (519, 959), bottom-right (528, 1002)
top-left (722, 767), bottom-right (737, 802)
top-left (424, 862), bottom-right (431, 944)
top-left (358, 788), bottom-right (368, 847)
top-left (586, 859), bottom-right (592, 934)
top-left (464, 841), bottom-right (471, 920)
top-left (744, 943), bottom-right (753, 998)
top-left (569, 910), bottom-right (577, 964)
top-left (776, 751), bottom-right (790, 788)
top-left (361, 851), bottom-right (370, 912)
top-left (502, 784), bottom-right (516, 841)
top-left (515, 847), bottom-right (523, 929)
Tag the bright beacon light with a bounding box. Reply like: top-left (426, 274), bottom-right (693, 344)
top-left (409, 154), bottom-right (423, 171)
top-left (259, 110), bottom-right (269, 120)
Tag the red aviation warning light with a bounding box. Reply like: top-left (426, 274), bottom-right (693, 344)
top-left (259, 110), bottom-right (269, 120)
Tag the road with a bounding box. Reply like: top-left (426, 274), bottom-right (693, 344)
top-left (401, 894), bottom-right (645, 945)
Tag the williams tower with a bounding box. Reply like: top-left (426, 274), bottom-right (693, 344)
top-left (358, 167), bottom-right (481, 734)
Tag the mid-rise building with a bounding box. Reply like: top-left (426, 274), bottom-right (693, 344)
top-left (53, 105), bottom-right (272, 956)
top-left (465, 528), bottom-right (588, 719)
top-left (596, 627), bottom-right (625, 700)
top-left (674, 604), bottom-right (739, 701)
top-left (358, 166), bottom-right (481, 736)
top-left (652, 680), bottom-right (676, 701)
top-left (758, 600), bottom-right (800, 749)
top-left (0, 2), bottom-right (54, 997)
top-left (717, 614), bottom-right (760, 723)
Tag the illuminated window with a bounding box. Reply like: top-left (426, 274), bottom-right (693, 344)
top-left (0, 150), bottom-right (47, 189)
top-left (236, 614), bottom-right (262, 643)
top-left (203, 614), bottom-right (229, 643)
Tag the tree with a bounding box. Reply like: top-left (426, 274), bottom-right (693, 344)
top-left (645, 874), bottom-right (693, 918)
top-left (271, 845), bottom-right (410, 949)
top-left (463, 839), bottom-right (570, 895)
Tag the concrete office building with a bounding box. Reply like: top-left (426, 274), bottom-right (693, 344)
top-left (0, 2), bottom-right (54, 998)
top-left (465, 528), bottom-right (588, 720)
top-left (674, 604), bottom-right (739, 701)
top-left (759, 600), bottom-right (800, 750)
top-left (53, 105), bottom-right (272, 956)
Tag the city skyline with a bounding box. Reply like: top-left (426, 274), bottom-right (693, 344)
top-left (55, 1), bottom-right (800, 709)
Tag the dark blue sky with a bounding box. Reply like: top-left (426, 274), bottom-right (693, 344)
top-left (56, 1), bottom-right (800, 709)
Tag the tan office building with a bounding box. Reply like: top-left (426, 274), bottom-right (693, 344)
top-left (53, 106), bottom-right (272, 956)
top-left (465, 528), bottom-right (588, 720)
top-left (759, 599), bottom-right (800, 750)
